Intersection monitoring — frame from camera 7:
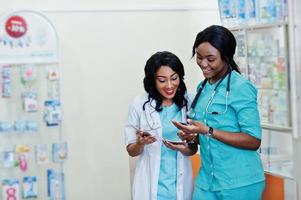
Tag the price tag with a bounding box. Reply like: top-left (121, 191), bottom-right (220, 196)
top-left (5, 15), bottom-right (27, 38)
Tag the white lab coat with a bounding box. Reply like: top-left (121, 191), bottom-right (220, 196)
top-left (124, 94), bottom-right (194, 200)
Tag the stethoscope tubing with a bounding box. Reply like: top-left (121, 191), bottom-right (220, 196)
top-left (188, 69), bottom-right (232, 118)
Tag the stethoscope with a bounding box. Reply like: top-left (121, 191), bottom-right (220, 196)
top-left (187, 68), bottom-right (232, 119)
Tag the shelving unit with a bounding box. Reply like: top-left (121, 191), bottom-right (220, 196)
top-left (232, 23), bottom-right (291, 130)
top-left (0, 10), bottom-right (67, 200)
top-left (218, 0), bottom-right (299, 199)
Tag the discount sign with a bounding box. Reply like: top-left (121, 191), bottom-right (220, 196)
top-left (5, 15), bottom-right (27, 38)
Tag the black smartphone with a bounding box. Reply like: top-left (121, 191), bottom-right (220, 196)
top-left (163, 139), bottom-right (185, 145)
top-left (141, 131), bottom-right (151, 137)
top-left (169, 141), bottom-right (185, 145)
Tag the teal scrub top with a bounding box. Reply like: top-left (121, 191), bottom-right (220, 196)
top-left (193, 71), bottom-right (265, 191)
top-left (157, 103), bottom-right (182, 200)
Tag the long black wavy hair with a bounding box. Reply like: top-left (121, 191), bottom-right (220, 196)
top-left (143, 51), bottom-right (188, 112)
top-left (192, 25), bottom-right (240, 73)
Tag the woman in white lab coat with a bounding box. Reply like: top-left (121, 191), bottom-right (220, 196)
top-left (124, 51), bottom-right (197, 200)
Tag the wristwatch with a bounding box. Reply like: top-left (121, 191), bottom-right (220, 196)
top-left (207, 127), bottom-right (214, 138)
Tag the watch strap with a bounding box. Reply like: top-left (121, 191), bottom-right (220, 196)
top-left (207, 127), bottom-right (214, 137)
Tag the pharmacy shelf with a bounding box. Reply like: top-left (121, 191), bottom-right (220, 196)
top-left (262, 123), bottom-right (292, 132)
top-left (229, 21), bottom-right (288, 32)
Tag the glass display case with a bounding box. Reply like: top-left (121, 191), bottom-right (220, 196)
top-left (218, 0), bottom-right (295, 185)
top-left (233, 24), bottom-right (291, 130)
top-left (260, 130), bottom-right (293, 179)
top-left (231, 24), bottom-right (293, 181)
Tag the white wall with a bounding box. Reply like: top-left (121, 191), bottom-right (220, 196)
top-left (1, 1), bottom-right (220, 199)
top-left (2, 0), bottom-right (218, 12)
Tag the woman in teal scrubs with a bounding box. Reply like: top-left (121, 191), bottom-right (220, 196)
top-left (173, 25), bottom-right (265, 200)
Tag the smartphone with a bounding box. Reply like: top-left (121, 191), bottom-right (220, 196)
top-left (164, 139), bottom-right (185, 145)
top-left (141, 131), bottom-right (151, 137)
top-left (169, 141), bottom-right (185, 145)
top-left (180, 122), bottom-right (188, 126)
top-left (132, 126), bottom-right (151, 137)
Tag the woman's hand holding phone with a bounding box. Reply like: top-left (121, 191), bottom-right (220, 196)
top-left (141, 131), bottom-right (151, 137)
top-left (163, 139), bottom-right (187, 151)
top-left (172, 120), bottom-right (201, 143)
top-left (136, 130), bottom-right (156, 145)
